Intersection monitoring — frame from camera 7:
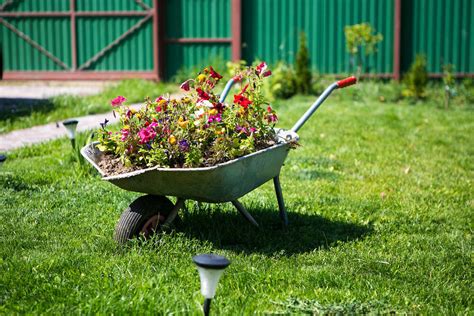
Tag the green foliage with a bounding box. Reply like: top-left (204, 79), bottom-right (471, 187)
top-left (295, 32), bottom-right (312, 94)
top-left (402, 54), bottom-right (428, 100)
top-left (1, 95), bottom-right (472, 314)
top-left (344, 23), bottom-right (383, 76)
top-left (265, 62), bottom-right (297, 100)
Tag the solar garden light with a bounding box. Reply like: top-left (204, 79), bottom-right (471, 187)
top-left (193, 254), bottom-right (231, 316)
top-left (62, 119), bottom-right (79, 148)
top-left (0, 154), bottom-right (6, 167)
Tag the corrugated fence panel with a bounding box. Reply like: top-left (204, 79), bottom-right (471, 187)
top-left (165, 0), bottom-right (230, 38)
top-left (5, 0), bottom-right (69, 12)
top-left (76, 16), bottom-right (154, 71)
top-left (164, 0), bottom-right (231, 79)
top-left (242, 0), bottom-right (394, 75)
top-left (77, 0), bottom-right (153, 11)
top-left (400, 0), bottom-right (474, 74)
top-left (1, 17), bottom-right (71, 71)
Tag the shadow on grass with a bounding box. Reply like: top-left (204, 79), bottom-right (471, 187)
top-left (175, 204), bottom-right (372, 256)
top-left (0, 98), bottom-right (54, 121)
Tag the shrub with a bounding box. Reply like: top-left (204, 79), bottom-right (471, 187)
top-left (295, 32), bottom-right (312, 94)
top-left (402, 54), bottom-right (428, 100)
top-left (265, 62), bottom-right (297, 100)
top-left (97, 63), bottom-right (280, 173)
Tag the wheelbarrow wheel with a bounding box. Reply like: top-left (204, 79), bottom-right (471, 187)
top-left (114, 195), bottom-right (175, 244)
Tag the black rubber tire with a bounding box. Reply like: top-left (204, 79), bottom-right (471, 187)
top-left (114, 195), bottom-right (174, 244)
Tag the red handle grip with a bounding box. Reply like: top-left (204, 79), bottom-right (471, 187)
top-left (336, 76), bottom-right (357, 88)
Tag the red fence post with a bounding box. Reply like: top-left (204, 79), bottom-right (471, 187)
top-left (153, 0), bottom-right (162, 81)
top-left (70, 0), bottom-right (77, 70)
top-left (231, 0), bottom-right (241, 61)
top-left (393, 0), bottom-right (401, 81)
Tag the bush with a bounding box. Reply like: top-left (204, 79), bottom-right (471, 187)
top-left (295, 32), bottom-right (312, 94)
top-left (265, 62), bottom-right (297, 100)
top-left (402, 54), bottom-right (428, 100)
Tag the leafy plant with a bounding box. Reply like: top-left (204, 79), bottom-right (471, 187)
top-left (97, 63), bottom-right (280, 174)
top-left (265, 61), bottom-right (297, 100)
top-left (295, 32), bottom-right (312, 94)
top-left (442, 64), bottom-right (455, 109)
top-left (344, 23), bottom-right (383, 78)
top-left (402, 54), bottom-right (428, 100)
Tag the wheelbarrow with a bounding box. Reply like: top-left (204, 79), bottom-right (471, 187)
top-left (81, 76), bottom-right (357, 243)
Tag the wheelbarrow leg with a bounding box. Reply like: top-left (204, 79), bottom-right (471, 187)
top-left (231, 200), bottom-right (259, 227)
top-left (162, 198), bottom-right (185, 228)
top-left (273, 176), bottom-right (288, 226)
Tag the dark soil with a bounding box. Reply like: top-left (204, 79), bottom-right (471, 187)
top-left (98, 155), bottom-right (142, 177)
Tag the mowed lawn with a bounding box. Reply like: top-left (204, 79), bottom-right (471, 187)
top-left (0, 90), bottom-right (472, 314)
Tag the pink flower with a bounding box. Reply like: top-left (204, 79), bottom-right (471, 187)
top-left (263, 70), bottom-right (272, 77)
top-left (208, 114), bottom-right (222, 123)
top-left (138, 126), bottom-right (156, 144)
top-left (250, 127), bottom-right (257, 133)
top-left (111, 96), bottom-right (126, 107)
top-left (120, 129), bottom-right (129, 141)
top-left (180, 80), bottom-right (191, 91)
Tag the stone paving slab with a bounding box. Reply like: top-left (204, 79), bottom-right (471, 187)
top-left (0, 103), bottom-right (141, 152)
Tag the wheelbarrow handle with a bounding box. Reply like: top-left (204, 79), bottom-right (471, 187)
top-left (290, 76), bottom-right (357, 133)
top-left (219, 78), bottom-right (237, 103)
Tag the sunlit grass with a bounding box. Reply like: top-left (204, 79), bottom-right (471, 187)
top-left (0, 91), bottom-right (472, 314)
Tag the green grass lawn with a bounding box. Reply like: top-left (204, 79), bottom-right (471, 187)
top-left (0, 79), bottom-right (176, 134)
top-left (0, 89), bottom-right (472, 314)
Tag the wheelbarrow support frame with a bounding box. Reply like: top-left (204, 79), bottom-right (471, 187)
top-left (218, 76), bottom-right (357, 227)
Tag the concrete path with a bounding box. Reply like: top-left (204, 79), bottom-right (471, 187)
top-left (0, 81), bottom-right (108, 99)
top-left (0, 103), bottom-right (141, 152)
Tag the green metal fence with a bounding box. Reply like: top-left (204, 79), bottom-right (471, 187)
top-left (0, 0), bottom-right (473, 80)
top-left (400, 0), bottom-right (474, 75)
top-left (242, 0), bottom-right (395, 76)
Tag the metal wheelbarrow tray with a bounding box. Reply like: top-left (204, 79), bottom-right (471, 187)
top-left (81, 77), bottom-right (357, 243)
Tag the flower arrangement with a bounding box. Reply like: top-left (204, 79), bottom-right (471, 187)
top-left (96, 63), bottom-right (279, 173)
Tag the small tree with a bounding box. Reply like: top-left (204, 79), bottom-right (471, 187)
top-left (295, 32), bottom-right (312, 94)
top-left (344, 23), bottom-right (383, 78)
top-left (442, 64), bottom-right (455, 109)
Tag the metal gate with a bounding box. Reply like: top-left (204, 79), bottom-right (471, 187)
top-left (0, 0), bottom-right (162, 80)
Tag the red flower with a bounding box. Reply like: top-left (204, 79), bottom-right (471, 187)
top-left (234, 94), bottom-right (252, 109)
top-left (263, 70), bottom-right (272, 77)
top-left (209, 66), bottom-right (223, 80)
top-left (196, 88), bottom-right (210, 100)
top-left (213, 102), bottom-right (225, 113)
top-left (267, 106), bottom-right (273, 113)
top-left (180, 80), bottom-right (191, 91)
top-left (256, 62), bottom-right (267, 75)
